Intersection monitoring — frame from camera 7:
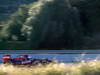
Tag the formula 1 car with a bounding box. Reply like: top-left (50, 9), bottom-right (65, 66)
top-left (2, 55), bottom-right (54, 66)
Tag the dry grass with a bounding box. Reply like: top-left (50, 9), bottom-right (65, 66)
top-left (0, 60), bottom-right (100, 75)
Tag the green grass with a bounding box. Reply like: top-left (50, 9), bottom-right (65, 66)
top-left (5, 41), bottom-right (30, 50)
top-left (0, 60), bottom-right (100, 75)
top-left (0, 41), bottom-right (30, 50)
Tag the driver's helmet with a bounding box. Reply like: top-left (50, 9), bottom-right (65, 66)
top-left (28, 56), bottom-right (32, 59)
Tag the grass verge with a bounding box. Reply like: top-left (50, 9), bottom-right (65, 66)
top-left (0, 60), bottom-right (100, 75)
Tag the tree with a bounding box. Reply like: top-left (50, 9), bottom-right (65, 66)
top-left (1, 0), bottom-right (85, 49)
top-left (76, 0), bottom-right (100, 35)
top-left (29, 0), bottom-right (84, 49)
top-left (2, 5), bottom-right (29, 40)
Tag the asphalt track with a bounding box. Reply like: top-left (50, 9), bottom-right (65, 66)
top-left (0, 50), bottom-right (100, 54)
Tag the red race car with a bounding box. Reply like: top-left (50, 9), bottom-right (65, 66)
top-left (2, 55), bottom-right (54, 66)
